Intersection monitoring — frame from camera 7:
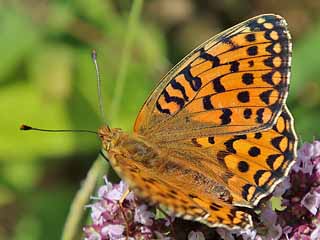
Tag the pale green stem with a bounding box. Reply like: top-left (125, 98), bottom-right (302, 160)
top-left (60, 0), bottom-right (144, 239)
top-left (110, 0), bottom-right (144, 122)
top-left (61, 157), bottom-right (107, 240)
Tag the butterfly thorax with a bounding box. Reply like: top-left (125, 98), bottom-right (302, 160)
top-left (98, 126), bottom-right (162, 169)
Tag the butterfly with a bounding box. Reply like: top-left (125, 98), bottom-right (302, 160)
top-left (99, 14), bottom-right (297, 230)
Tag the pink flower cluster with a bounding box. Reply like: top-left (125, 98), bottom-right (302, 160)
top-left (83, 177), bottom-right (172, 240)
top-left (84, 141), bottom-right (320, 240)
top-left (276, 141), bottom-right (320, 239)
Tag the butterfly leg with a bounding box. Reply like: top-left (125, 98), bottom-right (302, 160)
top-left (119, 188), bottom-right (130, 205)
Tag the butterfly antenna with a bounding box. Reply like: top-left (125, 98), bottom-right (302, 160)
top-left (20, 124), bottom-right (98, 135)
top-left (91, 49), bottom-right (109, 130)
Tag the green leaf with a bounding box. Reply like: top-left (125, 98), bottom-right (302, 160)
top-left (0, 7), bottom-right (39, 82)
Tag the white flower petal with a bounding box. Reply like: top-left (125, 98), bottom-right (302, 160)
top-left (301, 190), bottom-right (320, 215)
top-left (101, 224), bottom-right (125, 238)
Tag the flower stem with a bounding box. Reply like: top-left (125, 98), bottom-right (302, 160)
top-left (61, 157), bottom-right (107, 240)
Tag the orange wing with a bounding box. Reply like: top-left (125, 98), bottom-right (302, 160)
top-left (158, 105), bottom-right (297, 208)
top-left (110, 144), bottom-right (253, 230)
top-left (110, 106), bottom-right (296, 229)
top-left (134, 14), bottom-right (291, 141)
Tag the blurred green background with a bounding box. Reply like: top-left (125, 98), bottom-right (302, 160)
top-left (1, 0), bottom-right (320, 239)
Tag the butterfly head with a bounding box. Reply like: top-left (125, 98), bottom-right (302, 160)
top-left (98, 126), bottom-right (122, 151)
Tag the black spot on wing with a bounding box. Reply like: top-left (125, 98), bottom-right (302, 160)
top-left (242, 73), bottom-right (254, 85)
top-left (245, 33), bottom-right (256, 42)
top-left (238, 161), bottom-right (249, 173)
top-left (213, 77), bottom-right (226, 93)
top-left (247, 46), bottom-right (258, 56)
top-left (248, 146), bottom-right (261, 157)
top-left (244, 108), bottom-right (252, 119)
top-left (266, 154), bottom-right (282, 170)
top-left (200, 51), bottom-right (221, 67)
top-left (208, 136), bottom-right (215, 144)
top-left (264, 57), bottom-right (277, 68)
top-left (203, 95), bottom-right (214, 110)
top-left (262, 72), bottom-right (275, 85)
top-left (271, 136), bottom-right (285, 151)
top-left (254, 170), bottom-right (270, 186)
top-left (181, 66), bottom-right (202, 91)
top-left (156, 101), bottom-right (170, 114)
top-left (230, 61), bottom-right (240, 72)
top-left (163, 89), bottom-right (185, 110)
top-left (188, 194), bottom-right (197, 199)
top-left (237, 91), bottom-right (250, 103)
top-left (191, 138), bottom-right (202, 147)
top-left (242, 184), bottom-right (255, 201)
top-left (210, 202), bottom-right (222, 211)
top-left (224, 139), bottom-right (236, 154)
top-left (259, 90), bottom-right (273, 104)
top-left (171, 79), bottom-right (189, 101)
top-left (220, 108), bottom-right (232, 125)
top-left (224, 135), bottom-right (247, 155)
top-left (254, 132), bottom-right (262, 139)
top-left (256, 108), bottom-right (265, 123)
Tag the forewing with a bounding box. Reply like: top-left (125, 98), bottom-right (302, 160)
top-left (134, 14), bottom-right (291, 141)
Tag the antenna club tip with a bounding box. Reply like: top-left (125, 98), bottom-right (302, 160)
top-left (20, 124), bottom-right (32, 130)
